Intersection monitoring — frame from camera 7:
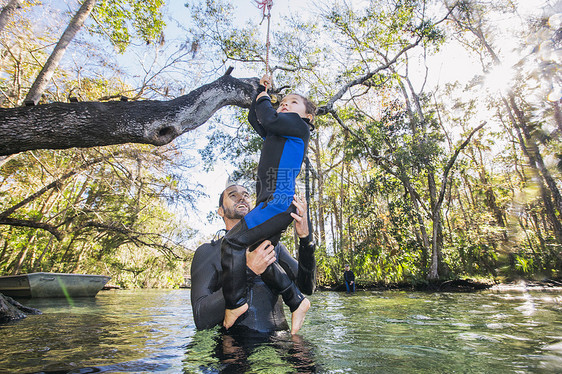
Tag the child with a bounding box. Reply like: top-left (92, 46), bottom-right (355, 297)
top-left (221, 74), bottom-right (315, 334)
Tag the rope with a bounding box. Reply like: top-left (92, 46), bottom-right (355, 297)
top-left (254, 0), bottom-right (273, 75)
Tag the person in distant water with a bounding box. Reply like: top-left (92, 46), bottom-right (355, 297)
top-left (343, 264), bottom-right (355, 293)
top-left (220, 74), bottom-right (316, 334)
top-left (190, 184), bottom-right (316, 333)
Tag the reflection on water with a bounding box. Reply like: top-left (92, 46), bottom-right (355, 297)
top-left (303, 290), bottom-right (562, 373)
top-left (183, 327), bottom-right (318, 373)
top-left (0, 289), bottom-right (561, 373)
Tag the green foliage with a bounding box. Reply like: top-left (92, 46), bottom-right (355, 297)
top-left (90, 0), bottom-right (166, 53)
top-left (2, 0), bottom-right (561, 290)
top-left (0, 144), bottom-right (198, 287)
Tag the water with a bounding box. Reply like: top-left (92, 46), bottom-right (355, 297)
top-left (1, 289), bottom-right (561, 373)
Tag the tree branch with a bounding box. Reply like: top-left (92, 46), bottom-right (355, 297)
top-left (78, 221), bottom-right (183, 258)
top-left (437, 122), bottom-right (487, 209)
top-left (0, 156), bottom-right (113, 220)
top-left (0, 73), bottom-right (258, 156)
top-left (317, 38), bottom-right (423, 116)
top-left (0, 218), bottom-right (62, 240)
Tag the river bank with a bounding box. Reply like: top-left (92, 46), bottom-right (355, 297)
top-left (319, 277), bottom-right (562, 293)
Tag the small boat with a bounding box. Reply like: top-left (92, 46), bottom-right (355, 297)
top-left (0, 272), bottom-right (111, 298)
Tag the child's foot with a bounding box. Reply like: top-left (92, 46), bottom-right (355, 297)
top-left (223, 303), bottom-right (249, 329)
top-left (290, 298), bottom-right (310, 334)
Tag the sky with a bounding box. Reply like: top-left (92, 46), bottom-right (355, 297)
top-left (166, 0), bottom-right (324, 246)
top-left (164, 0), bottom-right (556, 246)
top-left (37, 0), bottom-right (556, 247)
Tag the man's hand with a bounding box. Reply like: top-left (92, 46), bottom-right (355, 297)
top-left (246, 240), bottom-right (276, 275)
top-left (291, 195), bottom-right (309, 238)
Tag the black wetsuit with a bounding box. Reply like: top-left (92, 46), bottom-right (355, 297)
top-left (221, 90), bottom-right (312, 312)
top-left (190, 234), bottom-right (315, 332)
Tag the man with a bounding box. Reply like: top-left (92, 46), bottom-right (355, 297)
top-left (344, 264), bottom-right (355, 293)
top-left (190, 184), bottom-right (315, 333)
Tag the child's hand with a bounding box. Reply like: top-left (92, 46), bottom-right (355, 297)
top-left (260, 74), bottom-right (272, 90)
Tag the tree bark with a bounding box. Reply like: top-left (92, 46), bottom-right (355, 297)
top-left (502, 97), bottom-right (562, 244)
top-left (0, 0), bottom-right (22, 34)
top-left (313, 136), bottom-right (327, 246)
top-left (1, 73), bottom-right (257, 156)
top-left (24, 0), bottom-right (97, 105)
top-left (428, 122), bottom-right (487, 280)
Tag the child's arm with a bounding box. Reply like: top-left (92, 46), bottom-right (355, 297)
top-left (247, 77), bottom-right (270, 138)
top-left (252, 74), bottom-right (290, 136)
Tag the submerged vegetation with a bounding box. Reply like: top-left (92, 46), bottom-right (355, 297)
top-left (0, 0), bottom-right (560, 288)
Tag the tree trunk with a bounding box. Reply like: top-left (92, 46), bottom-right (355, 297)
top-left (427, 171), bottom-right (440, 280)
top-left (32, 236), bottom-right (53, 272)
top-left (553, 101), bottom-right (562, 133)
top-left (428, 209), bottom-right (441, 280)
top-left (1, 73), bottom-right (258, 156)
top-left (427, 123), bottom-right (487, 280)
top-left (339, 155), bottom-right (346, 260)
top-left (313, 136), bottom-right (326, 246)
top-left (11, 233), bottom-right (37, 274)
top-left (503, 97), bottom-right (562, 244)
top-left (0, 0), bottom-right (22, 33)
top-left (508, 96), bottom-right (562, 216)
top-left (402, 175), bottom-right (430, 268)
top-left (24, 0), bottom-right (97, 105)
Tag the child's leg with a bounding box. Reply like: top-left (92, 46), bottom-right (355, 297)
top-left (291, 298), bottom-right (310, 334)
top-left (221, 198), bottom-right (295, 329)
top-left (260, 261), bottom-right (310, 334)
top-left (257, 232), bottom-right (305, 311)
top-left (221, 220), bottom-right (254, 328)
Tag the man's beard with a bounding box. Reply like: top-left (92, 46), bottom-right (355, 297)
top-left (222, 204), bottom-right (248, 220)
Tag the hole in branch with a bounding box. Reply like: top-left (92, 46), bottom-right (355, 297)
top-left (158, 127), bottom-right (173, 138)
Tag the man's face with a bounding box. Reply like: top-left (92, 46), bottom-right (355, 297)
top-left (219, 185), bottom-right (251, 220)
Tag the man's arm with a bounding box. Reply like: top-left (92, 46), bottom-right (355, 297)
top-left (190, 243), bottom-right (225, 329)
top-left (296, 236), bottom-right (316, 294)
top-left (292, 195), bottom-right (316, 294)
top-left (276, 237), bottom-right (315, 295)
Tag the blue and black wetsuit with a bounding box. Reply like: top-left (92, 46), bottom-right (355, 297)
top-left (191, 235), bottom-right (315, 332)
top-left (221, 89), bottom-right (312, 313)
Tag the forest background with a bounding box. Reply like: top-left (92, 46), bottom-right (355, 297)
top-left (0, 0), bottom-right (560, 289)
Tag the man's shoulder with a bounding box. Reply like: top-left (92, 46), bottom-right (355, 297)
top-left (194, 239), bottom-right (221, 257)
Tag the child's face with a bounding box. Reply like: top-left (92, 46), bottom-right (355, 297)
top-left (277, 94), bottom-right (312, 120)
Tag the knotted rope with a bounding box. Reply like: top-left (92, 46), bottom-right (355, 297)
top-left (254, 0), bottom-right (273, 75)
